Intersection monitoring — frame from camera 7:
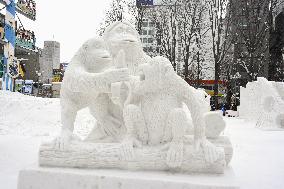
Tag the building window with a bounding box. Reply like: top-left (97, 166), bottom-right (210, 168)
top-left (149, 22), bottom-right (155, 27)
top-left (148, 38), bottom-right (153, 43)
top-left (143, 38), bottom-right (148, 43)
top-left (142, 30), bottom-right (147, 35)
top-left (148, 30), bottom-right (154, 35)
top-left (142, 22), bottom-right (148, 27)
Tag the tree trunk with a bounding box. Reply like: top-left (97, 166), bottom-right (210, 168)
top-left (214, 61), bottom-right (219, 110)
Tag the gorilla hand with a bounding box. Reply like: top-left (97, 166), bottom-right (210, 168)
top-left (104, 68), bottom-right (130, 84)
top-left (195, 139), bottom-right (220, 163)
top-left (101, 115), bottom-right (122, 138)
top-left (54, 129), bottom-right (73, 150)
top-left (120, 136), bottom-right (142, 161)
top-left (166, 140), bottom-right (184, 168)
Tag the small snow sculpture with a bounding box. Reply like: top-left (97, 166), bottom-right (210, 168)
top-left (239, 77), bottom-right (284, 130)
top-left (39, 21), bottom-right (233, 174)
top-left (122, 56), bottom-right (221, 168)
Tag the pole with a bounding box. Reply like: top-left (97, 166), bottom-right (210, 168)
top-left (2, 0), bottom-right (16, 91)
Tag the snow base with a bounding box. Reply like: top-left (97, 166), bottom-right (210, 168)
top-left (39, 139), bottom-right (226, 174)
top-left (18, 167), bottom-right (239, 189)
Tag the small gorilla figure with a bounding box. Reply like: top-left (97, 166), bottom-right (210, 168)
top-left (122, 56), bottom-right (219, 168)
top-left (56, 37), bottom-right (130, 149)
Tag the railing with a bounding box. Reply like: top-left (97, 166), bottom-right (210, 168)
top-left (15, 27), bottom-right (36, 50)
top-left (16, 0), bottom-right (36, 21)
top-left (0, 12), bottom-right (36, 50)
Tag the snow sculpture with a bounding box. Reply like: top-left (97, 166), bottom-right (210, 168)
top-left (58, 37), bottom-right (130, 148)
top-left (86, 21), bottom-right (151, 141)
top-left (39, 21), bottom-right (233, 174)
top-left (122, 57), bottom-right (223, 168)
top-left (239, 77), bottom-right (284, 130)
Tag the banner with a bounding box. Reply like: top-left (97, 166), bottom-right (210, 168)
top-left (7, 57), bottom-right (19, 78)
top-left (136, 0), bottom-right (153, 6)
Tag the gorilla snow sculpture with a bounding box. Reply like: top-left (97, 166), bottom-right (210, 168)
top-left (85, 21), bottom-right (151, 141)
top-left (122, 56), bottom-right (221, 168)
top-left (57, 37), bottom-right (130, 148)
top-left (39, 21), bottom-right (232, 174)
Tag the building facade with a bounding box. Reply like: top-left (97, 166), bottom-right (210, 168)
top-left (40, 41), bottom-right (60, 83)
top-left (137, 0), bottom-right (215, 79)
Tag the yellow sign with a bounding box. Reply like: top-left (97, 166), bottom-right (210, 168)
top-left (19, 64), bottom-right (25, 77)
top-left (52, 75), bottom-right (61, 82)
top-left (205, 90), bottom-right (224, 97)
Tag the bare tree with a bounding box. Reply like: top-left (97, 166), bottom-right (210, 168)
top-left (152, 0), bottom-right (210, 78)
top-left (207, 0), bottom-right (234, 108)
top-left (152, 0), bottom-right (179, 70)
top-left (179, 0), bottom-right (207, 81)
top-left (231, 0), bottom-right (271, 82)
top-left (97, 0), bottom-right (126, 35)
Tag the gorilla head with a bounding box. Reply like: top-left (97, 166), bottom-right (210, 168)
top-left (103, 21), bottom-right (146, 75)
top-left (73, 37), bottom-right (112, 73)
top-left (103, 21), bottom-right (143, 59)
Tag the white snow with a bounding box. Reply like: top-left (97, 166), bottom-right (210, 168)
top-left (0, 91), bottom-right (284, 189)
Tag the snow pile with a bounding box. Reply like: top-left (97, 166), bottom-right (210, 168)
top-left (0, 91), bottom-right (95, 138)
top-left (0, 91), bottom-right (61, 136)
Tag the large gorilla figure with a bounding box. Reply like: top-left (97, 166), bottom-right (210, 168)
top-left (86, 21), bottom-right (152, 141)
top-left (56, 37), bottom-right (130, 149)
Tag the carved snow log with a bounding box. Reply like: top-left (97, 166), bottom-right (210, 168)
top-left (39, 141), bottom-right (226, 174)
top-left (208, 136), bottom-right (233, 165)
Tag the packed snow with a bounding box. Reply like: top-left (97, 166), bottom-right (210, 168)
top-left (0, 91), bottom-right (284, 189)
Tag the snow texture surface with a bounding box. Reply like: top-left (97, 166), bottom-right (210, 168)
top-left (1, 91), bottom-right (284, 189)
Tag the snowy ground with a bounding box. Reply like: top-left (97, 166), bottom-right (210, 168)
top-left (0, 91), bottom-right (284, 189)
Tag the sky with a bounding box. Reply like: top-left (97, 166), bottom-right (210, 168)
top-left (6, 0), bottom-right (112, 62)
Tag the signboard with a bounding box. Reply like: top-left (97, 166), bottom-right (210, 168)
top-left (136, 0), bottom-right (153, 6)
top-left (60, 63), bottom-right (69, 72)
top-left (52, 69), bottom-right (63, 82)
top-left (7, 57), bottom-right (19, 78)
top-left (52, 75), bottom-right (61, 82)
top-left (15, 79), bottom-right (23, 92)
top-left (23, 79), bottom-right (33, 94)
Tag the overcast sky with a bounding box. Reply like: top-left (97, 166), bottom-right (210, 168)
top-left (8, 0), bottom-right (112, 62)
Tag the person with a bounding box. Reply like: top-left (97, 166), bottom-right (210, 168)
top-left (221, 104), bottom-right (226, 116)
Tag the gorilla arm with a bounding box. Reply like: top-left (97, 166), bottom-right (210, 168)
top-left (171, 75), bottom-right (210, 147)
top-left (64, 65), bottom-right (130, 94)
top-left (176, 77), bottom-right (220, 163)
